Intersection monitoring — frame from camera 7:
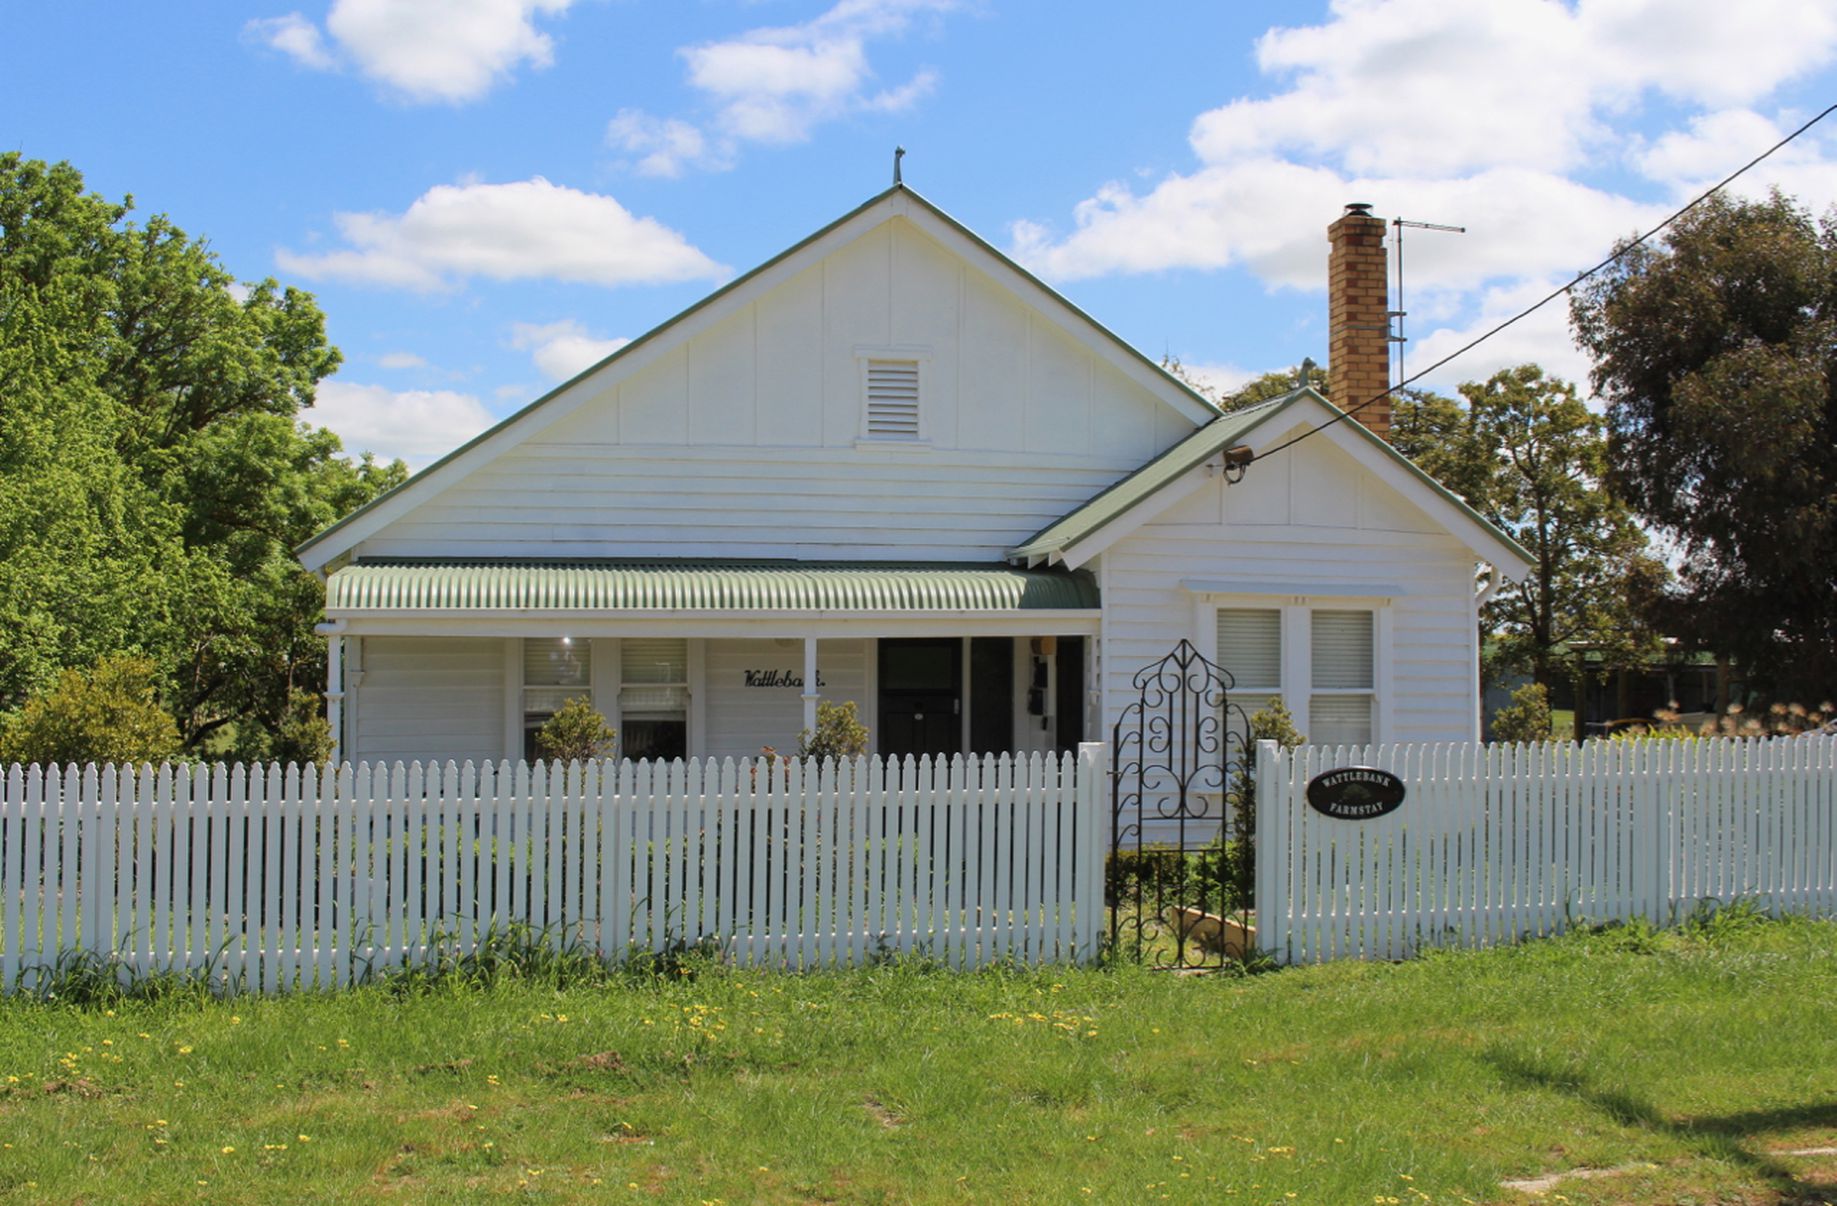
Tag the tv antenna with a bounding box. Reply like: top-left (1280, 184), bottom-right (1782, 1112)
top-left (1392, 217), bottom-right (1465, 384)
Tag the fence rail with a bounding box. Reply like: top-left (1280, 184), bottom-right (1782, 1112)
top-left (1255, 734), bottom-right (1837, 964)
top-left (0, 749), bottom-right (1107, 993)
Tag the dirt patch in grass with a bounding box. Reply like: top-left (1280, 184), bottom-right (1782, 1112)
top-left (862, 1096), bottom-right (903, 1129)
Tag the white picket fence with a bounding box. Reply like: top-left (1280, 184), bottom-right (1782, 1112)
top-left (1254, 734), bottom-right (1837, 964)
top-left (0, 748), bottom-right (1107, 993)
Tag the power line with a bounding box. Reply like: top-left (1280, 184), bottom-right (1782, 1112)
top-left (1249, 99), bottom-right (1837, 464)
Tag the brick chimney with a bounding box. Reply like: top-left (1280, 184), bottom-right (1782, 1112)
top-left (1327, 202), bottom-right (1392, 440)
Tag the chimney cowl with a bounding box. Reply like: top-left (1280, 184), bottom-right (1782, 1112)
top-left (1343, 202), bottom-right (1374, 217)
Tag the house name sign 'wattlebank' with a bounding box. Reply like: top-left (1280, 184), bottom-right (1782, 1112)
top-left (1305, 767), bottom-right (1407, 820)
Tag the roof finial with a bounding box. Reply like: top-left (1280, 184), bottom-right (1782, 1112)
top-left (893, 145), bottom-right (905, 187)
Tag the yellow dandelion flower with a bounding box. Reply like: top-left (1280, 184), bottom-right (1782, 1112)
top-left (221, 1145), bottom-right (235, 1154)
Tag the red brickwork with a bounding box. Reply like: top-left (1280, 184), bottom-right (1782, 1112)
top-left (1327, 205), bottom-right (1392, 441)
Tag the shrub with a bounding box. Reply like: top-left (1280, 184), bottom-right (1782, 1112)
top-left (1491, 681), bottom-right (1554, 743)
top-left (262, 688), bottom-right (334, 766)
top-left (533, 698), bottom-right (616, 763)
top-left (797, 700), bottom-right (869, 762)
top-left (0, 653), bottom-right (181, 766)
top-left (1207, 697), bottom-right (1306, 913)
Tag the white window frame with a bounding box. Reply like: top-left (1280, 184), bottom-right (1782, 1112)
top-left (616, 636), bottom-right (693, 762)
top-left (854, 345), bottom-right (933, 449)
top-left (1308, 609), bottom-right (1379, 749)
top-left (519, 636), bottom-right (594, 761)
top-left (1198, 593), bottom-right (1394, 746)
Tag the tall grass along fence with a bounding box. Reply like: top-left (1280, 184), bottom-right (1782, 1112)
top-left (0, 748), bottom-right (1107, 994)
top-left (1255, 734), bottom-right (1837, 964)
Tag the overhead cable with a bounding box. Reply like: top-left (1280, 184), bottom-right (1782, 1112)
top-left (1249, 99), bottom-right (1837, 463)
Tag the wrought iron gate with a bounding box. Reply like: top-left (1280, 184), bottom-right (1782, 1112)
top-left (1109, 639), bottom-right (1255, 968)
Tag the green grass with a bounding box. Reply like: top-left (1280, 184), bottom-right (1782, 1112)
top-left (1, 917), bottom-right (1834, 1204)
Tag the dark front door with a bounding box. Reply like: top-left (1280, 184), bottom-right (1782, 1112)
top-left (878, 638), bottom-right (962, 759)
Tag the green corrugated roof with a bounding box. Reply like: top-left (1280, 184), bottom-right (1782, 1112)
top-left (1007, 395), bottom-right (1296, 563)
top-left (325, 559), bottom-right (1100, 613)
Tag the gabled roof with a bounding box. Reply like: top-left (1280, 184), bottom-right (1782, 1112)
top-left (1008, 395), bottom-right (1293, 564)
top-left (296, 185), bottom-right (1222, 573)
top-left (1007, 386), bottom-right (1536, 573)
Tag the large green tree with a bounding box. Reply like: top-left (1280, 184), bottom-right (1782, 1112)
top-left (1454, 366), bottom-right (1665, 690)
top-left (1571, 191), bottom-right (1837, 700)
top-left (0, 154), bottom-right (405, 758)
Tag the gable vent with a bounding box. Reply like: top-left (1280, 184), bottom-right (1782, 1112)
top-left (865, 359), bottom-right (921, 439)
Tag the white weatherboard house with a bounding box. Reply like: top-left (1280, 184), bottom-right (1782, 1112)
top-left (297, 189), bottom-right (1532, 766)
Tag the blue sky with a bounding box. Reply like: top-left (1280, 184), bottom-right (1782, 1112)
top-left (9, 1), bottom-right (1837, 467)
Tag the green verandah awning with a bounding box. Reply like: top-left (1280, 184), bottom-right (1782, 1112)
top-left (324, 559), bottom-right (1100, 615)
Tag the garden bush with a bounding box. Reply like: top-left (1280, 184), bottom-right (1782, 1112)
top-left (534, 698), bottom-right (616, 763)
top-left (1491, 681), bottom-right (1553, 743)
top-left (796, 700), bottom-right (869, 762)
top-left (0, 653), bottom-right (181, 766)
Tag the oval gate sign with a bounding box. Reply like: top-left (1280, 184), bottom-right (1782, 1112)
top-left (1305, 767), bottom-right (1406, 820)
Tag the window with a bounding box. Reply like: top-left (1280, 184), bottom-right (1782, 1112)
top-left (863, 358), bottom-right (921, 440)
top-left (1209, 604), bottom-right (1382, 747)
top-left (1215, 608), bottom-right (1282, 715)
top-left (619, 638), bottom-right (688, 761)
top-left (1310, 610), bottom-right (1374, 747)
top-left (523, 637), bottom-right (590, 760)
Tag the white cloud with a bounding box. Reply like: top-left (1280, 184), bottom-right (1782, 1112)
top-left (1188, 0), bottom-right (1837, 179)
top-left (1166, 360), bottom-right (1257, 402)
top-left (245, 13), bottom-right (335, 70)
top-left (308, 381), bottom-right (496, 470)
top-left (1012, 0), bottom-right (1837, 397)
top-left (377, 350), bottom-right (428, 369)
top-left (606, 110), bottom-right (723, 179)
top-left (1634, 107), bottom-right (1837, 205)
top-left (244, 0), bottom-right (574, 104)
top-left (1405, 276), bottom-right (1595, 397)
top-left (277, 177), bottom-right (729, 291)
top-left (510, 320), bottom-right (630, 381)
top-left (1012, 162), bottom-right (1658, 292)
top-left (609, 0), bottom-right (954, 176)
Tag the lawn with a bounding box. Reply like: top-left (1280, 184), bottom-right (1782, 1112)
top-left (0, 916), bottom-right (1833, 1204)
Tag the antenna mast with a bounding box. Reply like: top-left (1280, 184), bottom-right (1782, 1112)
top-left (1391, 217), bottom-right (1465, 384)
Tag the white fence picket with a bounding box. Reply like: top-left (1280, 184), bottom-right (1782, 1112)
top-left (1256, 734), bottom-right (1837, 965)
top-left (10, 735), bottom-right (1823, 990)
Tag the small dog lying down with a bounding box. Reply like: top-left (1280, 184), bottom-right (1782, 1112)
top-left (1163, 906), bottom-right (1257, 959)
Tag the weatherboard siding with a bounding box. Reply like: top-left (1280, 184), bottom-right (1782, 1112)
top-left (702, 639), bottom-right (869, 760)
top-left (351, 637), bottom-right (506, 765)
top-left (1099, 439), bottom-right (1483, 744)
top-left (352, 217), bottom-right (1188, 563)
top-left (358, 450), bottom-right (1136, 562)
